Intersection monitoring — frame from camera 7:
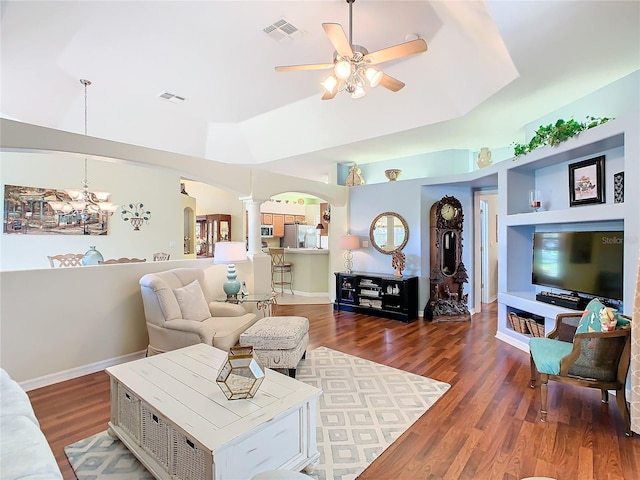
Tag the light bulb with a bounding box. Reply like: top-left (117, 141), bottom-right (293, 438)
top-left (70, 201), bottom-right (87, 211)
top-left (365, 68), bottom-right (383, 87)
top-left (99, 202), bottom-right (119, 214)
top-left (66, 189), bottom-right (82, 200)
top-left (334, 60), bottom-right (352, 80)
top-left (48, 201), bottom-right (64, 212)
top-left (321, 75), bottom-right (338, 94)
top-left (351, 85), bottom-right (366, 99)
top-left (93, 191), bottom-right (110, 201)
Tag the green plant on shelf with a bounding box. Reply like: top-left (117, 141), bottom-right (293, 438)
top-left (513, 116), bottom-right (613, 158)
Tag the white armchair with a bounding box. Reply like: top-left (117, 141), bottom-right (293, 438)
top-left (140, 268), bottom-right (258, 355)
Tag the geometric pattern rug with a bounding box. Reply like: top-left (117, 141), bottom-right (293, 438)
top-left (65, 346), bottom-right (450, 480)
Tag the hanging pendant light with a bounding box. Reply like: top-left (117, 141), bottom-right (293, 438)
top-left (47, 79), bottom-right (118, 234)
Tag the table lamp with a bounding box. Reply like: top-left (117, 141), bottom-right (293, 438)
top-left (315, 222), bottom-right (325, 249)
top-left (214, 241), bottom-right (247, 297)
top-left (339, 234), bottom-right (360, 273)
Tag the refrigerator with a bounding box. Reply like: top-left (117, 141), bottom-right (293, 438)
top-left (282, 224), bottom-right (318, 248)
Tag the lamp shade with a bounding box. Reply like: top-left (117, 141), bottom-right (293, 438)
top-left (340, 235), bottom-right (360, 250)
top-left (315, 223), bottom-right (325, 230)
top-left (214, 241), bottom-right (247, 264)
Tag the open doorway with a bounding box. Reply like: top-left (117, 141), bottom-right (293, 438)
top-left (473, 191), bottom-right (498, 313)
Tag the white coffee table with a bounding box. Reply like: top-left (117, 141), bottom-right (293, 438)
top-left (106, 343), bottom-right (321, 480)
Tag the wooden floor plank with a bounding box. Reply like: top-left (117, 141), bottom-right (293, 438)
top-left (27, 301), bottom-right (639, 479)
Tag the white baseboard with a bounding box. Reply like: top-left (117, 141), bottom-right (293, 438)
top-left (20, 350), bottom-right (147, 392)
top-left (495, 331), bottom-right (529, 353)
top-left (289, 291), bottom-right (329, 297)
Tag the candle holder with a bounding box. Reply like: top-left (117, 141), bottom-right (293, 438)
top-left (529, 190), bottom-right (542, 212)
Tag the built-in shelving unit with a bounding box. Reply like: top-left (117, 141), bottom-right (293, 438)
top-left (496, 115), bottom-right (639, 352)
top-left (334, 272), bottom-right (419, 323)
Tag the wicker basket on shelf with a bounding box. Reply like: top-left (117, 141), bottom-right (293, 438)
top-left (508, 312), bottom-right (529, 334)
top-left (525, 318), bottom-right (546, 337)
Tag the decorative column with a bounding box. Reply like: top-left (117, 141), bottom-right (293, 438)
top-left (243, 199), bottom-right (265, 258)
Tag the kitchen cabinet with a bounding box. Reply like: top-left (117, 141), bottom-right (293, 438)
top-left (262, 213), bottom-right (273, 225)
top-left (284, 214), bottom-right (295, 223)
top-left (272, 214), bottom-right (285, 237)
top-left (196, 214), bottom-right (231, 257)
top-left (295, 215), bottom-right (306, 224)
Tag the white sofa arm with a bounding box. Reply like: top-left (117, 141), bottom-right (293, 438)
top-left (209, 302), bottom-right (248, 317)
top-left (163, 319), bottom-right (216, 345)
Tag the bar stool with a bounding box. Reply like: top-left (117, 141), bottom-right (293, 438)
top-left (269, 248), bottom-right (293, 294)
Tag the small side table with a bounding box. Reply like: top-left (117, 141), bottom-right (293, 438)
top-left (215, 293), bottom-right (278, 317)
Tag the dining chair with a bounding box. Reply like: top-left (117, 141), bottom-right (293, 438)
top-left (99, 257), bottom-right (147, 265)
top-left (47, 253), bottom-right (84, 268)
top-left (153, 252), bottom-right (170, 261)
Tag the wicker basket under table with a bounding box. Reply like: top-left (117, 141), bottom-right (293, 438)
top-left (508, 312), bottom-right (529, 335)
top-left (525, 318), bottom-right (545, 337)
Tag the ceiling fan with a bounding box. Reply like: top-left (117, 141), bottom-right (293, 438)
top-left (275, 0), bottom-right (428, 100)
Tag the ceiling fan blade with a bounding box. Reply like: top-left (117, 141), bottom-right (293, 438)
top-left (379, 73), bottom-right (405, 92)
top-left (275, 63), bottom-right (334, 72)
top-left (364, 38), bottom-right (428, 65)
top-left (322, 23), bottom-right (353, 58)
top-left (321, 90), bottom-right (338, 101)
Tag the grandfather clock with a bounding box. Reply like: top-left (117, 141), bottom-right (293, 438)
top-left (425, 195), bottom-right (471, 322)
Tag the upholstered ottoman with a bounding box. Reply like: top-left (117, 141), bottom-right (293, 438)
top-left (239, 316), bottom-right (309, 378)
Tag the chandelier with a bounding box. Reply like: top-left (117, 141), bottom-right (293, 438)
top-left (47, 79), bottom-right (118, 232)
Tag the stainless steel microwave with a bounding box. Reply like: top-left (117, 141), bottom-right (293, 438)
top-left (260, 225), bottom-right (274, 237)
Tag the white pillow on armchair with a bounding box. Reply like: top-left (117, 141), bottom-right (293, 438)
top-left (174, 279), bottom-right (211, 321)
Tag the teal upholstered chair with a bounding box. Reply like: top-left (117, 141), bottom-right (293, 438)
top-left (528, 308), bottom-right (632, 436)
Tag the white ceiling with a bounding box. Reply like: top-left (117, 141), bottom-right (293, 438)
top-left (1, 1), bottom-right (639, 183)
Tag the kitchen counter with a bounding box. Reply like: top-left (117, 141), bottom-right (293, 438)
top-left (285, 248), bottom-right (329, 255)
top-left (265, 248), bottom-right (329, 294)
top-left (262, 248), bottom-right (329, 255)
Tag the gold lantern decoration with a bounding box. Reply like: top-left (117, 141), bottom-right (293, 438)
top-left (216, 347), bottom-right (265, 400)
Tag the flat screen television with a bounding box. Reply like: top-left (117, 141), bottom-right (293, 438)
top-left (532, 231), bottom-right (624, 301)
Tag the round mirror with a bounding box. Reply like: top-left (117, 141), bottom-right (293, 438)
top-left (369, 212), bottom-right (409, 254)
top-left (441, 230), bottom-right (458, 276)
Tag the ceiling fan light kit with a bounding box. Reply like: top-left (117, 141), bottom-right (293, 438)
top-left (275, 0), bottom-right (428, 100)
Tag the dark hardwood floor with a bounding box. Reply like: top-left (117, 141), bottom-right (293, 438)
top-left (28, 302), bottom-right (639, 480)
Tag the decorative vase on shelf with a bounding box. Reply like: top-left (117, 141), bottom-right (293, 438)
top-left (81, 246), bottom-right (104, 266)
top-left (529, 189), bottom-right (542, 212)
top-left (385, 169), bottom-right (402, 181)
top-left (477, 147), bottom-right (492, 168)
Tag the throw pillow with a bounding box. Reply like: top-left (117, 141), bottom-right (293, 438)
top-left (174, 279), bottom-right (211, 322)
top-left (576, 298), bottom-right (628, 333)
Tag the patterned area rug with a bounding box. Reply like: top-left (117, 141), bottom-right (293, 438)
top-left (65, 347), bottom-right (450, 480)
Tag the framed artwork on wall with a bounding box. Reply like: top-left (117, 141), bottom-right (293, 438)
top-left (3, 184), bottom-right (110, 235)
top-left (568, 155), bottom-right (605, 207)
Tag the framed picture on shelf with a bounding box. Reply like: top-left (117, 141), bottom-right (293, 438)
top-left (568, 155), bottom-right (605, 207)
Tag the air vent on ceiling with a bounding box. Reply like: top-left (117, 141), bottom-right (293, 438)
top-left (158, 92), bottom-right (186, 104)
top-left (263, 18), bottom-right (300, 41)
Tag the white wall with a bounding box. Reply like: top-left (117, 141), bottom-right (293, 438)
top-left (0, 120), bottom-right (347, 387)
top-left (1, 152), bottom-right (185, 270)
top-left (0, 259), bottom-right (257, 387)
top-left (347, 179), bottom-right (475, 313)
